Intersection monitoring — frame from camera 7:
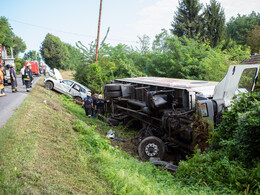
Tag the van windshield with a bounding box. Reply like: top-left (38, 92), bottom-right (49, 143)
top-left (238, 68), bottom-right (257, 92)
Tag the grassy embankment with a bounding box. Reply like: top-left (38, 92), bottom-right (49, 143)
top-left (0, 77), bottom-right (218, 194)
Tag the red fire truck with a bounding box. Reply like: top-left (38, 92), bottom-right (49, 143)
top-left (25, 61), bottom-right (40, 75)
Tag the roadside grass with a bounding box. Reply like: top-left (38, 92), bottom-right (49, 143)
top-left (0, 78), bottom-right (113, 194)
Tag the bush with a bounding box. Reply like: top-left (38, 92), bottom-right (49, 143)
top-left (174, 150), bottom-right (260, 193)
top-left (174, 92), bottom-right (260, 194)
top-left (210, 92), bottom-right (260, 166)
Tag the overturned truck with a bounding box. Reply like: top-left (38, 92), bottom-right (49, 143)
top-left (104, 65), bottom-right (260, 161)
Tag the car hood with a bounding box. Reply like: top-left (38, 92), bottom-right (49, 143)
top-left (54, 68), bottom-right (63, 81)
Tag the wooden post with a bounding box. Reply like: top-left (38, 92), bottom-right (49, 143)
top-left (95, 0), bottom-right (103, 62)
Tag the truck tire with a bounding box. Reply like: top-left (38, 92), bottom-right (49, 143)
top-left (105, 84), bottom-right (121, 91)
top-left (135, 127), bottom-right (154, 146)
top-left (105, 91), bottom-right (122, 98)
top-left (138, 136), bottom-right (165, 161)
top-left (45, 81), bottom-right (54, 90)
top-left (73, 96), bottom-right (82, 102)
top-left (108, 117), bottom-right (120, 126)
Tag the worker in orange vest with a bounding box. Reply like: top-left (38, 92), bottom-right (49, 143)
top-left (0, 65), bottom-right (5, 96)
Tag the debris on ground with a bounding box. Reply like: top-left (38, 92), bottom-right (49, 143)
top-left (106, 129), bottom-right (125, 142)
top-left (149, 157), bottom-right (178, 172)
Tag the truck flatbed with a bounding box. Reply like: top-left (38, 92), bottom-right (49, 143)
top-left (116, 77), bottom-right (218, 97)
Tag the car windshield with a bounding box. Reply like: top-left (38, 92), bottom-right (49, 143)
top-left (62, 80), bottom-right (74, 86)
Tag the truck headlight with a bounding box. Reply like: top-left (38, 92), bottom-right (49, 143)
top-left (200, 103), bottom-right (208, 117)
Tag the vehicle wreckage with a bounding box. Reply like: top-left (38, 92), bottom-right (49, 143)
top-left (104, 64), bottom-right (260, 161)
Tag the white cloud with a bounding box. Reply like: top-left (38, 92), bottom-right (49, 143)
top-left (128, 0), bottom-right (178, 39)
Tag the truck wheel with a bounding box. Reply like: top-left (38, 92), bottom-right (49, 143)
top-left (74, 96), bottom-right (82, 102)
top-left (105, 84), bottom-right (121, 91)
top-left (107, 117), bottom-right (120, 126)
top-left (138, 136), bottom-right (165, 161)
top-left (135, 127), bottom-right (153, 146)
top-left (105, 91), bottom-right (122, 98)
top-left (45, 81), bottom-right (54, 90)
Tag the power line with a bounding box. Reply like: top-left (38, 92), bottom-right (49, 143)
top-left (9, 18), bottom-right (138, 44)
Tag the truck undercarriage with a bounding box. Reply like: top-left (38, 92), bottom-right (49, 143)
top-left (104, 65), bottom-right (260, 161)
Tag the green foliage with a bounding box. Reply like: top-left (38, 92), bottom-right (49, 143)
top-left (204, 0), bottom-right (225, 47)
top-left (247, 26), bottom-right (260, 54)
top-left (225, 40), bottom-right (251, 61)
top-left (74, 120), bottom-right (112, 153)
top-left (74, 28), bottom-right (251, 93)
top-left (174, 150), bottom-right (259, 193)
top-left (148, 34), bottom-right (229, 81)
top-left (23, 50), bottom-right (41, 62)
top-left (210, 92), bottom-right (260, 166)
top-left (0, 17), bottom-right (26, 56)
top-left (12, 36), bottom-right (26, 56)
top-left (65, 43), bottom-right (84, 70)
top-left (171, 0), bottom-right (203, 39)
top-left (14, 57), bottom-right (25, 72)
top-left (40, 33), bottom-right (69, 69)
top-left (0, 17), bottom-right (14, 48)
top-left (176, 92), bottom-right (260, 193)
top-left (75, 42), bottom-right (143, 93)
top-left (200, 46), bottom-right (229, 81)
top-left (227, 11), bottom-right (260, 46)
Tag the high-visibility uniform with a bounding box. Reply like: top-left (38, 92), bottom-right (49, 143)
top-left (23, 67), bottom-right (32, 92)
top-left (0, 70), bottom-right (4, 95)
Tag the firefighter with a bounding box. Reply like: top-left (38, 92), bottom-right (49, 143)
top-left (96, 94), bottom-right (106, 120)
top-left (0, 65), bottom-right (5, 96)
top-left (10, 65), bottom-right (18, 93)
top-left (82, 92), bottom-right (93, 117)
top-left (23, 63), bottom-right (33, 92)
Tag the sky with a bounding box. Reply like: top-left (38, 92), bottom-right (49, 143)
top-left (1, 0), bottom-right (260, 53)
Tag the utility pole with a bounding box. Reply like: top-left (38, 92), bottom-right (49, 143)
top-left (95, 0), bottom-right (103, 62)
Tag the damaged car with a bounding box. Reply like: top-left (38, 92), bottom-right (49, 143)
top-left (44, 68), bottom-right (90, 102)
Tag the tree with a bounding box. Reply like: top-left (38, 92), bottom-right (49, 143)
top-left (0, 17), bottom-right (26, 56)
top-left (171, 0), bottom-right (203, 39)
top-left (64, 43), bottom-right (84, 70)
top-left (13, 36), bottom-right (26, 56)
top-left (204, 0), bottom-right (225, 47)
top-left (247, 26), bottom-right (260, 53)
top-left (136, 34), bottom-right (150, 55)
top-left (0, 17), bottom-right (14, 48)
top-left (226, 11), bottom-right (260, 45)
top-left (40, 33), bottom-right (69, 69)
top-left (23, 50), bottom-right (41, 61)
top-left (152, 29), bottom-right (170, 52)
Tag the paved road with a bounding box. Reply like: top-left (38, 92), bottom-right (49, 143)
top-left (0, 75), bottom-right (41, 128)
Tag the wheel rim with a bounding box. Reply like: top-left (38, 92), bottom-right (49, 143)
top-left (145, 143), bottom-right (159, 157)
top-left (75, 97), bottom-right (82, 102)
top-left (46, 82), bottom-right (52, 89)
